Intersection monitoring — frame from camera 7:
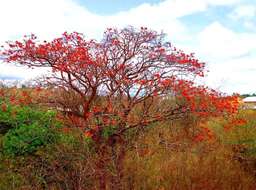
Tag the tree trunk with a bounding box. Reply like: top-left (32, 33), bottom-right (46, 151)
top-left (110, 138), bottom-right (126, 190)
top-left (96, 144), bottom-right (108, 190)
top-left (97, 160), bottom-right (107, 190)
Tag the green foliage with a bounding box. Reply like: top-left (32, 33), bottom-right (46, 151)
top-left (58, 132), bottom-right (77, 145)
top-left (0, 133), bottom-right (96, 190)
top-left (102, 125), bottom-right (117, 139)
top-left (0, 101), bottom-right (60, 132)
top-left (2, 123), bottom-right (56, 156)
top-left (0, 99), bottom-right (62, 156)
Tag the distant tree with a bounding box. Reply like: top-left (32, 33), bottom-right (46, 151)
top-left (240, 93), bottom-right (256, 98)
top-left (1, 27), bottom-right (239, 189)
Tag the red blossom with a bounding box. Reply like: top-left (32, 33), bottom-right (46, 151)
top-left (1, 103), bottom-right (7, 112)
top-left (193, 134), bottom-right (205, 142)
top-left (84, 131), bottom-right (93, 138)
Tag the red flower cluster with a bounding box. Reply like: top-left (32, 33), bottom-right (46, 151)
top-left (0, 87), bottom-right (37, 108)
top-left (193, 126), bottom-right (215, 143)
top-left (1, 103), bottom-right (7, 112)
top-left (224, 118), bottom-right (247, 132)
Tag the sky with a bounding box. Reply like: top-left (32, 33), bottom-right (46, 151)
top-left (0, 0), bottom-right (255, 94)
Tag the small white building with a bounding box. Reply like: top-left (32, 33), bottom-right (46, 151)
top-left (242, 97), bottom-right (256, 109)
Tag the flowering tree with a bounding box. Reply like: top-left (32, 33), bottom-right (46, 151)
top-left (1, 27), bottom-right (239, 189)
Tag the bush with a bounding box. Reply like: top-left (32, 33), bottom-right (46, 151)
top-left (0, 100), bottom-right (61, 156)
top-left (0, 132), bottom-right (97, 190)
top-left (2, 123), bottom-right (56, 156)
top-left (0, 101), bottom-right (60, 133)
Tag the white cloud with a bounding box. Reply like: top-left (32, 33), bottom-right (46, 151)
top-left (205, 55), bottom-right (256, 93)
top-left (229, 4), bottom-right (256, 20)
top-left (0, 63), bottom-right (47, 80)
top-left (0, 0), bottom-right (216, 51)
top-left (207, 0), bottom-right (241, 6)
top-left (244, 20), bottom-right (256, 30)
top-left (0, 0), bottom-right (105, 42)
top-left (197, 22), bottom-right (256, 60)
top-left (228, 4), bottom-right (256, 31)
top-left (172, 21), bottom-right (256, 93)
top-left (191, 22), bottom-right (256, 93)
top-left (0, 0), bottom-right (242, 43)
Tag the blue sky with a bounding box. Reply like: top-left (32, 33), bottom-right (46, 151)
top-left (75, 0), bottom-right (164, 15)
top-left (0, 0), bottom-right (256, 94)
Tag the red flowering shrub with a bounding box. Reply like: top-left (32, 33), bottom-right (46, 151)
top-left (0, 26), bottom-right (239, 189)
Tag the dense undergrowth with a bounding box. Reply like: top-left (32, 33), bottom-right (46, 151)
top-left (1, 98), bottom-right (256, 189)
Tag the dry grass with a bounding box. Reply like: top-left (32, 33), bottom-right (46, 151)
top-left (123, 121), bottom-right (256, 190)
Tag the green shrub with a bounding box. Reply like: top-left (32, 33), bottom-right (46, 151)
top-left (0, 101), bottom-right (61, 156)
top-left (2, 123), bottom-right (56, 156)
top-left (102, 125), bottom-right (117, 139)
top-left (0, 101), bottom-right (60, 132)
